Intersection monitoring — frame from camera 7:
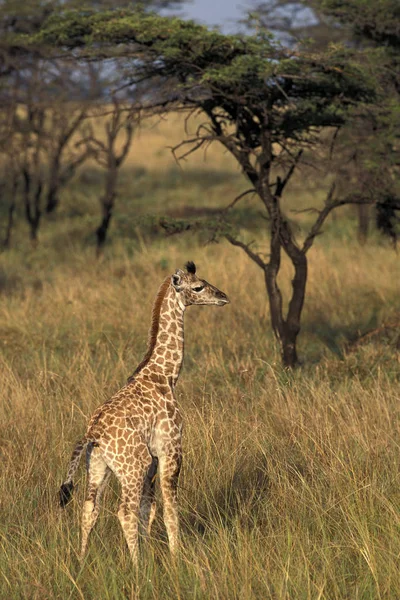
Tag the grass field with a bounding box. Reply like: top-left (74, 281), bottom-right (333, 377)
top-left (0, 114), bottom-right (399, 599)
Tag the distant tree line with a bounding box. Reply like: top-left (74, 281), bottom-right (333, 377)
top-left (0, 0), bottom-right (186, 250)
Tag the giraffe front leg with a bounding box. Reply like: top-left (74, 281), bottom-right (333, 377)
top-left (159, 452), bottom-right (182, 556)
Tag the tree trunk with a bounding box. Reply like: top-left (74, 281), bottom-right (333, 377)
top-left (96, 198), bottom-right (114, 255)
top-left (278, 259), bottom-right (307, 368)
top-left (264, 213), bottom-right (285, 338)
top-left (264, 257), bottom-right (305, 368)
top-left (23, 170), bottom-right (42, 246)
top-left (3, 177), bottom-right (18, 249)
top-left (224, 133), bottom-right (307, 367)
top-left (96, 166), bottom-right (117, 255)
top-left (46, 182), bottom-right (59, 214)
top-left (29, 221), bottom-right (39, 245)
top-left (46, 155), bottom-right (61, 213)
top-left (263, 202), bottom-right (307, 368)
top-left (376, 198), bottom-right (398, 248)
top-left (357, 203), bottom-right (370, 244)
top-left (282, 225), bottom-right (308, 367)
top-left (281, 330), bottom-right (299, 368)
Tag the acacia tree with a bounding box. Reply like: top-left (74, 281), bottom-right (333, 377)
top-left (44, 94), bottom-right (92, 214)
top-left (86, 97), bottom-right (136, 253)
top-left (317, 0), bottom-right (400, 245)
top-left (35, 11), bottom-right (377, 366)
top-left (4, 62), bottom-right (94, 244)
top-left (248, 0), bottom-right (400, 245)
top-left (0, 0), bottom-right (189, 246)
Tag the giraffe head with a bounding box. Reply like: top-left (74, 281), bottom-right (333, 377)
top-left (171, 262), bottom-right (230, 307)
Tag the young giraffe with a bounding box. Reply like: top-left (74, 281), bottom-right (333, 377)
top-left (59, 261), bottom-right (229, 564)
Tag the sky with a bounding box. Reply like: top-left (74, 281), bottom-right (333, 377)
top-left (178, 1), bottom-right (317, 37)
top-left (181, 0), bottom-right (249, 33)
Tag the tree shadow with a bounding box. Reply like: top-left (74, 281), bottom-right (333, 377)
top-left (118, 165), bottom-right (243, 191)
top-left (181, 455), bottom-right (271, 537)
top-left (302, 306), bottom-right (382, 359)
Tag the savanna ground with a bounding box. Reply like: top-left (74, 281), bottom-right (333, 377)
top-left (0, 114), bottom-right (399, 599)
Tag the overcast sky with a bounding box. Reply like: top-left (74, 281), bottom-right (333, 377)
top-left (181, 0), bottom-right (249, 32)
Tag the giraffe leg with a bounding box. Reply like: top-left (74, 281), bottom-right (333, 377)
top-left (80, 447), bottom-right (111, 561)
top-left (116, 452), bottom-right (152, 565)
top-left (139, 456), bottom-right (158, 537)
top-left (159, 452), bottom-right (182, 556)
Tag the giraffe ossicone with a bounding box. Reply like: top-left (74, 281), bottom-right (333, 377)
top-left (59, 261), bottom-right (229, 564)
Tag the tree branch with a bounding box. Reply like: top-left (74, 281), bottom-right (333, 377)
top-left (222, 188), bottom-right (256, 213)
top-left (302, 185), bottom-right (375, 254)
top-left (170, 137), bottom-right (208, 163)
top-left (275, 150), bottom-right (303, 198)
top-left (225, 234), bottom-right (267, 270)
top-left (302, 182), bottom-right (336, 254)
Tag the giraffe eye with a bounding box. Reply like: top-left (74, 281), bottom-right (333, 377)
top-left (193, 285), bottom-right (204, 293)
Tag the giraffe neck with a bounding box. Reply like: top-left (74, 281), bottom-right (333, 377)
top-left (136, 280), bottom-right (185, 387)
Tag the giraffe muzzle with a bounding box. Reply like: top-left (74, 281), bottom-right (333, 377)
top-left (216, 291), bottom-right (230, 305)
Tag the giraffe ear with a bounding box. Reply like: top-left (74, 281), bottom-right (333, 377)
top-left (171, 269), bottom-right (184, 290)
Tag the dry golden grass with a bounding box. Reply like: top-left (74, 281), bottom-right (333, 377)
top-left (0, 113), bottom-right (399, 599)
top-left (1, 239), bottom-right (399, 599)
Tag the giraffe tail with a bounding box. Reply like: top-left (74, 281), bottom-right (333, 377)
top-left (59, 438), bottom-right (88, 508)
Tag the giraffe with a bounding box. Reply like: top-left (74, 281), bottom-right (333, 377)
top-left (59, 261), bottom-right (229, 564)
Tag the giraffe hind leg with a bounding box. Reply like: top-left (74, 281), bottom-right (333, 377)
top-left (80, 446), bottom-right (111, 561)
top-left (115, 453), bottom-right (152, 565)
top-left (139, 456), bottom-right (158, 537)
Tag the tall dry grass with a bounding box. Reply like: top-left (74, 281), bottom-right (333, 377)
top-left (0, 114), bottom-right (399, 599)
top-left (0, 238), bottom-right (399, 599)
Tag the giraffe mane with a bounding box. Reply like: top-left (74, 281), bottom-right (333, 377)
top-left (128, 276), bottom-right (171, 380)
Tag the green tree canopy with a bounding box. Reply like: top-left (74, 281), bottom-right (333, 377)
top-left (34, 9), bottom-right (376, 130)
top-left (247, 0), bottom-right (400, 243)
top-left (319, 0), bottom-right (400, 50)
